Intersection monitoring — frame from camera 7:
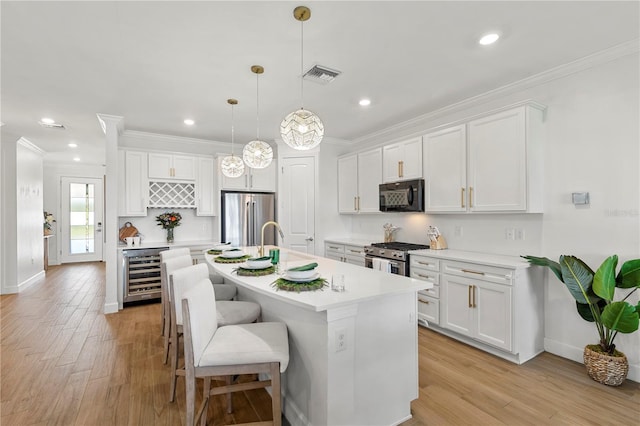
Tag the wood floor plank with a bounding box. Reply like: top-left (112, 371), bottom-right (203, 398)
top-left (1, 262), bottom-right (638, 426)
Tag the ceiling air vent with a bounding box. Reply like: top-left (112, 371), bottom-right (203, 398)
top-left (38, 121), bottom-right (66, 129)
top-left (303, 65), bottom-right (341, 85)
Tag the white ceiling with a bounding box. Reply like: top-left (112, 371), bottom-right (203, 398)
top-left (2, 1), bottom-right (639, 165)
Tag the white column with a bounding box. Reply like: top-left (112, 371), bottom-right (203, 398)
top-left (97, 114), bottom-right (124, 313)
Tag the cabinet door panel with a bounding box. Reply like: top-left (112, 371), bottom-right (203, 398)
top-left (219, 156), bottom-right (248, 190)
top-left (401, 137), bottom-right (423, 180)
top-left (338, 155), bottom-right (358, 213)
top-left (196, 157), bottom-right (215, 216)
top-left (173, 155), bottom-right (196, 180)
top-left (424, 125), bottom-right (467, 212)
top-left (468, 108), bottom-right (526, 211)
top-left (441, 275), bottom-right (474, 337)
top-left (148, 153), bottom-right (172, 179)
top-left (475, 282), bottom-right (512, 351)
top-left (249, 161), bottom-right (276, 191)
top-left (124, 151), bottom-right (148, 216)
top-left (382, 144), bottom-right (402, 182)
top-left (357, 148), bottom-right (382, 213)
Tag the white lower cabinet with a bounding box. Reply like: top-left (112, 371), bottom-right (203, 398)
top-left (324, 241), bottom-right (365, 267)
top-left (410, 250), bottom-right (543, 364)
top-left (441, 273), bottom-right (512, 351)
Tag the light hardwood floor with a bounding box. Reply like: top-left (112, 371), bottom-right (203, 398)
top-left (1, 262), bottom-right (638, 425)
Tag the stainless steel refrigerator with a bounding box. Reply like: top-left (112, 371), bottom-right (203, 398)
top-left (221, 191), bottom-right (276, 247)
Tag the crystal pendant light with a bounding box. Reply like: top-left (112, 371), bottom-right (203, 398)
top-left (220, 99), bottom-right (245, 178)
top-left (280, 5), bottom-right (324, 151)
top-left (243, 65), bottom-right (273, 169)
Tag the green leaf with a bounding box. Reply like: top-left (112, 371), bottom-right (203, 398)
top-left (521, 255), bottom-right (563, 282)
top-left (576, 299), bottom-right (606, 322)
top-left (601, 301), bottom-right (640, 334)
top-left (616, 259), bottom-right (640, 289)
top-left (559, 256), bottom-right (594, 304)
top-left (593, 255), bottom-right (617, 301)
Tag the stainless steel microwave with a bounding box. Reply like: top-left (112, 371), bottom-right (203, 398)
top-left (379, 179), bottom-right (425, 212)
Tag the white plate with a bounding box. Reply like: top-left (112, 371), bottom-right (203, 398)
top-left (239, 262), bottom-right (272, 270)
top-left (245, 259), bottom-right (273, 269)
top-left (286, 268), bottom-right (317, 279)
top-left (283, 272), bottom-right (320, 283)
top-left (220, 250), bottom-right (246, 259)
top-left (212, 243), bottom-right (231, 250)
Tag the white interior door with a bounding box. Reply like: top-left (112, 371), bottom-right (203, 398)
top-left (60, 177), bottom-right (104, 263)
top-left (279, 156), bottom-right (315, 254)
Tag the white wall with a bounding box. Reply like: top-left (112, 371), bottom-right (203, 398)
top-left (1, 136), bottom-right (45, 293)
top-left (329, 52), bottom-right (639, 379)
top-left (43, 163), bottom-right (106, 265)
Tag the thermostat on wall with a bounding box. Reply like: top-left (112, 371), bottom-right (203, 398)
top-left (572, 192), bottom-right (590, 205)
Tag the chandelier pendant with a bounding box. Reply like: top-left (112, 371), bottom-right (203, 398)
top-left (221, 98), bottom-right (245, 178)
top-left (243, 65), bottom-right (273, 168)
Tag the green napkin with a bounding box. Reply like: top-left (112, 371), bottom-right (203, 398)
top-left (288, 262), bottom-right (318, 272)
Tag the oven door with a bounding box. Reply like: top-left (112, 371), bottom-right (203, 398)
top-left (365, 255), bottom-right (406, 276)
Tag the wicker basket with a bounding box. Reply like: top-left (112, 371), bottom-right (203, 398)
top-left (583, 345), bottom-right (628, 386)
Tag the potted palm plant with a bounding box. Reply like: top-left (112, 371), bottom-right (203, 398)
top-left (523, 254), bottom-right (639, 385)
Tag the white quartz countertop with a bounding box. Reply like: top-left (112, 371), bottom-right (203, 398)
top-left (408, 249), bottom-right (531, 269)
top-left (118, 240), bottom-right (217, 251)
top-left (205, 246), bottom-right (431, 312)
top-left (324, 237), bottom-right (375, 247)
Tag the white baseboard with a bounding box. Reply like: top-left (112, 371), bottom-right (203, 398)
top-left (17, 270), bottom-right (45, 292)
top-left (103, 301), bottom-right (119, 314)
top-left (283, 394), bottom-right (309, 426)
top-left (544, 338), bottom-right (639, 383)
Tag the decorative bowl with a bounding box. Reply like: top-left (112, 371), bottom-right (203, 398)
top-left (286, 268), bottom-right (317, 279)
top-left (246, 258), bottom-right (272, 269)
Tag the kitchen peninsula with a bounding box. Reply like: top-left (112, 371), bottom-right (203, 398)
top-left (205, 248), bottom-right (431, 426)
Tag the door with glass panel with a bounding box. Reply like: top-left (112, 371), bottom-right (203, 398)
top-left (60, 177), bottom-right (104, 263)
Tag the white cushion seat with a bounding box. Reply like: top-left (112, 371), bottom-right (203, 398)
top-left (198, 322), bottom-right (289, 372)
top-left (212, 283), bottom-right (237, 301)
top-left (216, 301), bottom-right (261, 327)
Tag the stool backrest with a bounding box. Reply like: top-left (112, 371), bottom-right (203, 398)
top-left (160, 247), bottom-right (191, 261)
top-left (182, 279), bottom-right (217, 366)
top-left (171, 263), bottom-right (211, 325)
top-left (162, 255), bottom-right (193, 303)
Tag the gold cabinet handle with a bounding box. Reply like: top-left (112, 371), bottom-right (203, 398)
top-left (354, 197), bottom-right (357, 211)
top-left (461, 269), bottom-right (485, 276)
top-left (469, 186), bottom-right (473, 208)
top-left (468, 285), bottom-right (473, 308)
top-left (416, 261), bottom-right (432, 266)
top-left (470, 285), bottom-right (477, 308)
top-left (399, 160), bottom-right (404, 178)
top-left (357, 196), bottom-right (360, 211)
top-left (461, 188), bottom-right (465, 208)
top-left (418, 299), bottom-right (430, 305)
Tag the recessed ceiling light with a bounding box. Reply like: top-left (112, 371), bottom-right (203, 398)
top-left (41, 117), bottom-right (55, 124)
top-left (68, 143), bottom-right (77, 148)
top-left (479, 33), bottom-right (500, 45)
top-left (73, 157), bottom-right (80, 162)
top-left (359, 99), bottom-right (371, 107)
top-left (184, 119), bottom-right (195, 125)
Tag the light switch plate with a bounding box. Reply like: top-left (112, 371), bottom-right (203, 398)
top-left (572, 192), bottom-right (590, 205)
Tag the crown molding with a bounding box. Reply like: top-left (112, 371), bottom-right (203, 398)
top-left (352, 39), bottom-right (640, 147)
top-left (96, 114), bottom-right (124, 135)
top-left (17, 137), bottom-right (46, 155)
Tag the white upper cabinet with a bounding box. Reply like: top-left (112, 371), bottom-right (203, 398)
top-left (118, 150), bottom-right (148, 216)
top-left (148, 153), bottom-right (196, 180)
top-left (218, 156), bottom-right (277, 192)
top-left (382, 137), bottom-right (423, 182)
top-left (424, 125), bottom-right (467, 212)
top-left (338, 147), bottom-right (382, 214)
top-left (423, 103), bottom-right (545, 213)
top-left (195, 157), bottom-right (216, 216)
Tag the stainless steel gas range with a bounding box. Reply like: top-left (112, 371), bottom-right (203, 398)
top-left (364, 242), bottom-right (430, 276)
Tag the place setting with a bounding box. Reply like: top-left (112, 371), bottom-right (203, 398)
top-left (213, 247), bottom-right (251, 263)
top-left (233, 256), bottom-right (276, 276)
top-left (271, 262), bottom-right (331, 292)
top-left (207, 242), bottom-right (232, 255)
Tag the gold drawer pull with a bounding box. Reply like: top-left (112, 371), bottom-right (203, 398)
top-left (469, 186), bottom-right (473, 208)
top-left (416, 261), bottom-right (432, 266)
top-left (418, 299), bottom-right (430, 305)
top-left (461, 188), bottom-right (465, 208)
top-left (468, 285), bottom-right (473, 308)
top-left (461, 269), bottom-right (485, 275)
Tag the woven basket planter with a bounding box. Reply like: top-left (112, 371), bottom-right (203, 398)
top-left (583, 345), bottom-right (628, 386)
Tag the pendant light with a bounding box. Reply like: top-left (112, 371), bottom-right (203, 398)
top-left (243, 65), bottom-right (273, 169)
top-left (280, 5), bottom-right (324, 150)
top-left (220, 99), bottom-right (245, 178)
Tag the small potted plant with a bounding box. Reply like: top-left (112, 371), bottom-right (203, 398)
top-left (156, 212), bottom-right (182, 243)
top-left (523, 254), bottom-right (639, 386)
top-left (43, 211), bottom-right (56, 235)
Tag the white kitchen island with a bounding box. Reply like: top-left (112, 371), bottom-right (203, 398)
top-left (205, 247), bottom-right (431, 426)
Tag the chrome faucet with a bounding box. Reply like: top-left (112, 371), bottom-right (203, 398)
top-left (259, 221), bottom-right (285, 257)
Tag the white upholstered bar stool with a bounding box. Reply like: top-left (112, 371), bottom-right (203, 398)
top-left (182, 279), bottom-right (289, 426)
top-left (160, 248), bottom-right (191, 338)
top-left (169, 262), bottom-right (261, 403)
